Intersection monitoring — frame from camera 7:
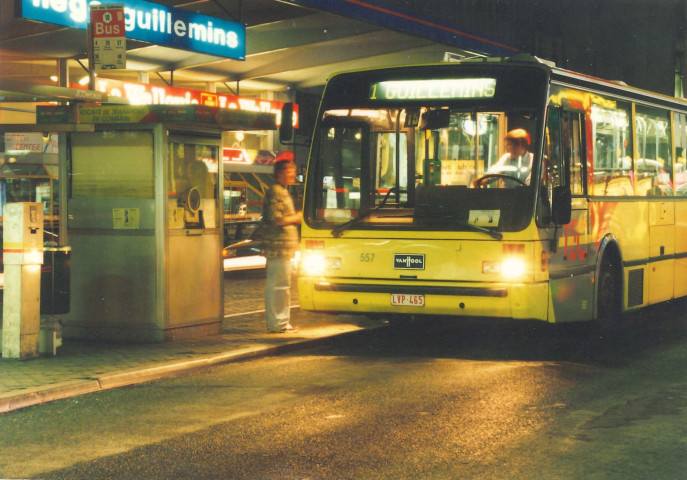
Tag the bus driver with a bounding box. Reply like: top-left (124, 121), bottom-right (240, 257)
top-left (488, 128), bottom-right (533, 184)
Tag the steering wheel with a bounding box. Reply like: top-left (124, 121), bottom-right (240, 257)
top-left (473, 174), bottom-right (527, 189)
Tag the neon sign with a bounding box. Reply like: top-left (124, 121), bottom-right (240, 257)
top-left (369, 78), bottom-right (497, 101)
top-left (83, 78), bottom-right (299, 128)
top-left (20, 0), bottom-right (245, 59)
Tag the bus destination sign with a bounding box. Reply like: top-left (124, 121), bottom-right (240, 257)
top-left (369, 78), bottom-right (496, 101)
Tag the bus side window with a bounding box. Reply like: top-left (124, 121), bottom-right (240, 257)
top-left (591, 100), bottom-right (633, 196)
top-left (635, 105), bottom-right (672, 196)
top-left (675, 113), bottom-right (687, 196)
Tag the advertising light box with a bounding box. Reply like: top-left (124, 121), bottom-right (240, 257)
top-left (19, 0), bottom-right (245, 59)
top-left (87, 77), bottom-right (300, 128)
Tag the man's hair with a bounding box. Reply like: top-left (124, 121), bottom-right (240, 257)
top-left (274, 158), bottom-right (295, 175)
top-left (505, 129), bottom-right (530, 148)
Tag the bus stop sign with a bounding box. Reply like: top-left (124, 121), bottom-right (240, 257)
top-left (90, 4), bottom-right (126, 70)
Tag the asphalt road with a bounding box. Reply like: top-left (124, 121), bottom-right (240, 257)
top-left (2, 300), bottom-right (687, 479)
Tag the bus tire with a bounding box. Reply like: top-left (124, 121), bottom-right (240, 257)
top-left (597, 256), bottom-right (621, 327)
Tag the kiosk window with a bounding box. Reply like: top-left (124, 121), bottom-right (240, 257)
top-left (71, 131), bottom-right (154, 198)
top-left (169, 143), bottom-right (218, 200)
top-left (169, 142), bottom-right (219, 229)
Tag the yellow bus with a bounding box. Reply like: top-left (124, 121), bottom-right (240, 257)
top-left (297, 56), bottom-right (687, 325)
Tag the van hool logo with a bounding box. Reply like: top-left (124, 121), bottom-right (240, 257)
top-left (393, 254), bottom-right (425, 270)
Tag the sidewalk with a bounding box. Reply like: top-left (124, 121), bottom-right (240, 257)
top-left (0, 308), bottom-right (386, 415)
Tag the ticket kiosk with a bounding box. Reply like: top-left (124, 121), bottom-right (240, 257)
top-left (36, 104), bottom-right (277, 342)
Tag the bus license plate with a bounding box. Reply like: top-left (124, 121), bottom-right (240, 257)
top-left (390, 294), bottom-right (425, 307)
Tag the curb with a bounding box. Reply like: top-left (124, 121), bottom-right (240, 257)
top-left (0, 326), bottom-right (373, 415)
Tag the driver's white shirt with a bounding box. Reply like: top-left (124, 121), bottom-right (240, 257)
top-left (489, 152), bottom-right (533, 184)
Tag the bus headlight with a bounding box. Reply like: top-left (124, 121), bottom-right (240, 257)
top-left (482, 257), bottom-right (526, 279)
top-left (302, 252), bottom-right (325, 275)
top-left (501, 257), bottom-right (526, 279)
top-left (301, 252), bottom-right (341, 276)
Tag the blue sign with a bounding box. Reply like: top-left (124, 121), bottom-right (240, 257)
top-left (19, 0), bottom-right (246, 60)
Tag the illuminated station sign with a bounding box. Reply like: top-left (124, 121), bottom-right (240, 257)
top-left (19, 0), bottom-right (245, 59)
top-left (369, 78), bottom-right (497, 101)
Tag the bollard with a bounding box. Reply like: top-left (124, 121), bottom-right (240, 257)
top-left (2, 203), bottom-right (44, 359)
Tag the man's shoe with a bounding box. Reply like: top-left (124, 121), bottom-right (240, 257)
top-left (279, 325), bottom-right (299, 333)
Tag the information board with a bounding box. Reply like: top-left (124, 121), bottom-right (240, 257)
top-left (90, 4), bottom-right (126, 70)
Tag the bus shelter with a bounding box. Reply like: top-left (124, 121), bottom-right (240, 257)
top-left (26, 104), bottom-right (277, 342)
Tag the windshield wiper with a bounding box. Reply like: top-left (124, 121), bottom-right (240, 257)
top-left (331, 187), bottom-right (401, 238)
top-left (456, 221), bottom-right (503, 240)
top-left (331, 207), bottom-right (373, 238)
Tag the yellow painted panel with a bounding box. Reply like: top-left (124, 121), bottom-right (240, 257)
top-left (675, 258), bottom-right (687, 298)
top-left (649, 201), bottom-right (675, 226)
top-left (675, 203), bottom-right (687, 253)
top-left (648, 260), bottom-right (674, 304)
top-left (650, 224), bottom-right (675, 257)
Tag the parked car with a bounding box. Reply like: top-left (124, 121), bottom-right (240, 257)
top-left (223, 236), bottom-right (266, 271)
top-left (224, 220), bottom-right (262, 245)
top-left (222, 223), bottom-right (300, 273)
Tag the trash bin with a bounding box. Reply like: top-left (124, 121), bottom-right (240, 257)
top-left (40, 246), bottom-right (71, 315)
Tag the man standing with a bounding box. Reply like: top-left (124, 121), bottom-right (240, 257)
top-left (262, 152), bottom-right (302, 333)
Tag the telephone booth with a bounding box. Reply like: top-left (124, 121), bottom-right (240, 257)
top-left (34, 104), bottom-right (276, 342)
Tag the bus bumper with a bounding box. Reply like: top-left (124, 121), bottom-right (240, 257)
top-left (298, 277), bottom-right (550, 322)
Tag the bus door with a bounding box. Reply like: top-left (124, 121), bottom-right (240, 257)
top-left (540, 107), bottom-right (593, 322)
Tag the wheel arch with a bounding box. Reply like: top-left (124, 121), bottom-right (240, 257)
top-left (594, 233), bottom-right (624, 318)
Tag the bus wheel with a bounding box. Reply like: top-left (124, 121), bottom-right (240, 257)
top-left (597, 259), bottom-right (621, 327)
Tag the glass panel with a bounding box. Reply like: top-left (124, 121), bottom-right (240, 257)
top-left (590, 100), bottom-right (633, 196)
top-left (71, 131), bottom-right (154, 198)
top-left (416, 113), bottom-right (501, 188)
top-left (306, 68), bottom-right (546, 233)
top-left (311, 106), bottom-right (537, 231)
top-left (169, 142), bottom-right (219, 229)
top-left (0, 132), bottom-right (60, 246)
top-left (568, 113), bottom-right (586, 195)
top-left (538, 108), bottom-right (561, 224)
top-left (316, 122), bottom-right (364, 219)
top-left (635, 106), bottom-right (672, 196)
top-left (169, 143), bottom-right (217, 199)
top-left (675, 113), bottom-right (687, 196)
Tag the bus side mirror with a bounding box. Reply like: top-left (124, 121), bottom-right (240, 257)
top-left (551, 186), bottom-right (572, 225)
top-left (279, 103), bottom-right (294, 143)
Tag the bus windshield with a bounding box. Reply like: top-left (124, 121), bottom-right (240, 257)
top-left (305, 65), bottom-right (547, 234)
top-left (310, 107), bottom-right (546, 234)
